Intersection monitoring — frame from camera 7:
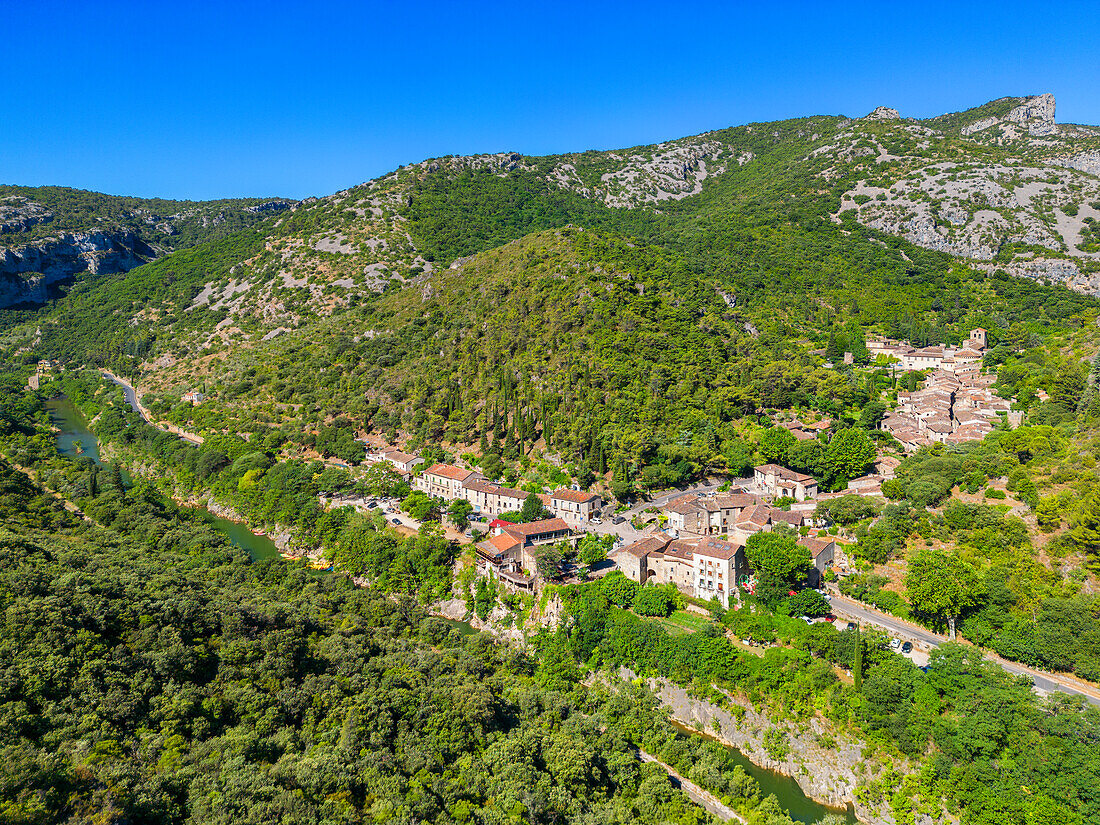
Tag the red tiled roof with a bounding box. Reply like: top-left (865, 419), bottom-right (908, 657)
top-left (501, 517), bottom-right (571, 538)
top-left (692, 537), bottom-right (741, 560)
top-left (424, 463), bottom-right (474, 481)
top-left (550, 488), bottom-right (600, 503)
top-left (617, 534), bottom-right (672, 559)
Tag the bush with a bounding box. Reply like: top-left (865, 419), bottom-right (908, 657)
top-left (633, 586), bottom-right (675, 617)
top-left (601, 571), bottom-right (638, 608)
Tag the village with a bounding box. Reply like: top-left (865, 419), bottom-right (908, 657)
top-left (337, 328), bottom-right (1018, 612)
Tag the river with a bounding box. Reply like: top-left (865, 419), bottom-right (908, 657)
top-left (48, 396), bottom-right (854, 822)
top-left (47, 394), bottom-right (281, 563)
top-left (669, 720), bottom-right (856, 824)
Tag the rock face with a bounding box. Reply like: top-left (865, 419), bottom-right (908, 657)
top-left (864, 106), bottom-right (901, 121)
top-left (630, 671), bottom-right (899, 824)
top-left (961, 93), bottom-right (1056, 136)
top-left (0, 231), bottom-right (154, 307)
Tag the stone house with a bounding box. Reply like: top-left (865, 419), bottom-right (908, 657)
top-left (613, 534), bottom-right (747, 608)
top-left (364, 448), bottom-right (424, 477)
top-left (415, 464), bottom-right (484, 500)
top-left (464, 479), bottom-right (529, 517)
top-left (797, 536), bottom-right (836, 588)
top-left (549, 488), bottom-right (602, 526)
top-left (753, 464), bottom-right (819, 501)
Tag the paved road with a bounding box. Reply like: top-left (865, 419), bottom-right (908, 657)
top-left (831, 593), bottom-right (1100, 706)
top-left (102, 371), bottom-right (203, 446)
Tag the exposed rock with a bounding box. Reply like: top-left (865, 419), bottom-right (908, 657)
top-left (864, 106), bottom-right (900, 121)
top-left (0, 231), bottom-right (155, 308)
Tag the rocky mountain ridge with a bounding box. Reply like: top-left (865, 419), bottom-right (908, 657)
top-left (0, 187), bottom-right (292, 308)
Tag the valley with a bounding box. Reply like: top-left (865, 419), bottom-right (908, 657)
top-left (7, 92), bottom-right (1100, 825)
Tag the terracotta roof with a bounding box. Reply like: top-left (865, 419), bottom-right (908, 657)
top-left (798, 536), bottom-right (835, 557)
top-left (663, 495), bottom-right (703, 515)
top-left (755, 464), bottom-right (816, 483)
top-left (662, 540), bottom-right (697, 561)
top-left (424, 463), bottom-right (474, 482)
top-left (617, 534), bottom-right (672, 559)
top-left (464, 479), bottom-right (527, 499)
top-left (737, 504), bottom-right (771, 527)
top-left (477, 533), bottom-right (521, 560)
top-left (769, 509), bottom-right (803, 526)
top-left (501, 517), bottom-right (571, 538)
top-left (550, 488), bottom-right (600, 503)
top-left (692, 537), bottom-right (741, 561)
top-left (714, 493), bottom-right (756, 509)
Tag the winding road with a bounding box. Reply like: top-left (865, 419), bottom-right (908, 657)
top-left (102, 371), bottom-right (204, 446)
top-left (830, 593), bottom-right (1100, 707)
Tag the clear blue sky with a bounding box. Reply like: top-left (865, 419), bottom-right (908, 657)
top-left (3, 0), bottom-right (1099, 201)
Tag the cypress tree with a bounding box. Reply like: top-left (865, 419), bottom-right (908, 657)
top-left (853, 624), bottom-right (863, 693)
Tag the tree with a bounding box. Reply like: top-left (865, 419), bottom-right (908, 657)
top-left (480, 452), bottom-right (504, 481)
top-left (633, 586), bottom-right (674, 617)
top-left (520, 492), bottom-right (551, 522)
top-left (853, 624), bottom-right (863, 692)
top-left (601, 571), bottom-right (638, 608)
top-left (448, 498), bottom-right (474, 531)
top-left (860, 401), bottom-right (887, 430)
top-left (824, 427), bottom-right (876, 482)
top-left (402, 490), bottom-right (441, 521)
top-left (745, 531), bottom-right (812, 584)
top-left (759, 426), bottom-right (797, 465)
top-left (844, 319), bottom-right (869, 364)
top-left (905, 547), bottom-right (980, 640)
top-left (533, 544), bottom-right (563, 579)
top-left (577, 532), bottom-right (612, 567)
top-left (788, 589), bottom-right (830, 618)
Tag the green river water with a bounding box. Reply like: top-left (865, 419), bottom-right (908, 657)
top-left (47, 395), bottom-right (281, 563)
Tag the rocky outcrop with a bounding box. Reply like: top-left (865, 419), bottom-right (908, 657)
top-left (0, 230), bottom-right (154, 307)
top-left (0, 196), bottom-right (52, 233)
top-left (962, 93), bottom-right (1057, 136)
top-left (864, 106), bottom-right (900, 121)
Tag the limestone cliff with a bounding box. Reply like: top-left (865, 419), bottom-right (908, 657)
top-left (0, 230), bottom-right (154, 307)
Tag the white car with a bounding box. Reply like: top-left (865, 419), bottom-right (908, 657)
top-left (890, 638), bottom-right (901, 649)
top-left (591, 517), bottom-right (603, 525)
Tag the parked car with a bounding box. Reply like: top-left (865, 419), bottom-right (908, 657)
top-left (391, 518), bottom-right (401, 525)
top-left (592, 517), bottom-right (603, 525)
top-left (890, 638), bottom-right (901, 649)
top-left (901, 641), bottom-right (913, 654)
top-left (612, 516), bottom-right (626, 525)
top-left (846, 622), bottom-right (857, 632)
top-left (366, 501), bottom-right (377, 509)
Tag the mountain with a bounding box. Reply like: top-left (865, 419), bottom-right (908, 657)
top-left (6, 94), bottom-right (1100, 484)
top-left (0, 185), bottom-right (291, 308)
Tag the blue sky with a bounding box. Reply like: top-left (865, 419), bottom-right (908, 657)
top-left (3, 0), bottom-right (1099, 200)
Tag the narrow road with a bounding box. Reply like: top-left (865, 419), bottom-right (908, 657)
top-left (102, 371), bottom-right (203, 446)
top-left (637, 748), bottom-right (746, 823)
top-left (831, 593), bottom-right (1100, 706)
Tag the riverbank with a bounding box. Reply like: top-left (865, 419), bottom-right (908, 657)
top-left (599, 668), bottom-right (889, 824)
